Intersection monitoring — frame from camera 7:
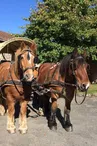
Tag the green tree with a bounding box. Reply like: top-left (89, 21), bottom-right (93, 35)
top-left (23, 0), bottom-right (97, 62)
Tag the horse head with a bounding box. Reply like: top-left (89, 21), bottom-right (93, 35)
top-left (69, 48), bottom-right (90, 92)
top-left (15, 41), bottom-right (37, 82)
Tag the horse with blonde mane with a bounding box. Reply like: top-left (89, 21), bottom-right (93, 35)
top-left (0, 41), bottom-right (37, 134)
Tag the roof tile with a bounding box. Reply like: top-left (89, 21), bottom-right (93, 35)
top-left (0, 31), bottom-right (14, 41)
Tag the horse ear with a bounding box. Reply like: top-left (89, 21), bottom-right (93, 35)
top-left (82, 50), bottom-right (87, 59)
top-left (30, 42), bottom-right (37, 55)
top-left (71, 48), bottom-right (78, 58)
top-left (20, 42), bottom-right (26, 50)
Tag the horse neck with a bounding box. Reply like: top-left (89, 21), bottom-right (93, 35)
top-left (49, 63), bottom-right (66, 83)
top-left (11, 62), bottom-right (21, 80)
top-left (57, 63), bottom-right (65, 82)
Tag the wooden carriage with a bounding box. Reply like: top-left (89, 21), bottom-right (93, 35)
top-left (0, 37), bottom-right (35, 61)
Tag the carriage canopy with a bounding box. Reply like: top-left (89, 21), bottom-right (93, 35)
top-left (0, 37), bottom-right (35, 61)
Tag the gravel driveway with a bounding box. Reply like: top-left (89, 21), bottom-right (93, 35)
top-left (0, 96), bottom-right (97, 146)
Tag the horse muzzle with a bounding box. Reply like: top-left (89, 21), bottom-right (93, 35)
top-left (77, 82), bottom-right (90, 92)
top-left (23, 74), bottom-right (35, 82)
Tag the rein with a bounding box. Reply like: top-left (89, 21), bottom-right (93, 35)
top-left (31, 79), bottom-right (76, 99)
top-left (32, 79), bottom-right (87, 104)
top-left (9, 63), bottom-right (24, 96)
top-left (74, 88), bottom-right (87, 105)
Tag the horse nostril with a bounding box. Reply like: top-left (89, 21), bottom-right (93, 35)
top-left (82, 84), bottom-right (86, 89)
top-left (78, 84), bottom-right (86, 92)
top-left (24, 74), bottom-right (31, 80)
top-left (81, 84), bottom-right (86, 91)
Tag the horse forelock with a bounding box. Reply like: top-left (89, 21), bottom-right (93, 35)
top-left (72, 55), bottom-right (86, 67)
top-left (15, 43), bottom-right (36, 57)
top-left (71, 49), bottom-right (86, 64)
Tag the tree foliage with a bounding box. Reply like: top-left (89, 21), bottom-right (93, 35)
top-left (23, 0), bottom-right (97, 62)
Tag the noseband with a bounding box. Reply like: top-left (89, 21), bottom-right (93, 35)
top-left (22, 66), bottom-right (35, 73)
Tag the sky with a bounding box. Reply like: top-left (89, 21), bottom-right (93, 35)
top-left (0, 0), bottom-right (42, 34)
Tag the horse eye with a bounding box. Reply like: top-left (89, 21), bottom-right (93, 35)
top-left (34, 56), bottom-right (39, 64)
top-left (20, 56), bottom-right (23, 60)
top-left (87, 64), bottom-right (90, 70)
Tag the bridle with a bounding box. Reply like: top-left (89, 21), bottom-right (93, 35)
top-left (18, 49), bottom-right (36, 81)
top-left (22, 66), bottom-right (35, 74)
top-left (69, 56), bottom-right (88, 104)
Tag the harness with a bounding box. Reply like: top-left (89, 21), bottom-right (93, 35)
top-left (31, 58), bottom-right (87, 105)
top-left (0, 62), bottom-right (23, 99)
top-left (0, 49), bottom-right (36, 98)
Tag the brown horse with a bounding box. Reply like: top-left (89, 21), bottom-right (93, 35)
top-left (35, 49), bottom-right (90, 131)
top-left (87, 56), bottom-right (97, 83)
top-left (0, 41), bottom-right (37, 134)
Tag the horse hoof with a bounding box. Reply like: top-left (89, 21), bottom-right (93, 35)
top-left (48, 122), bottom-right (57, 131)
top-left (7, 129), bottom-right (16, 134)
top-left (19, 129), bottom-right (27, 134)
top-left (0, 112), bottom-right (5, 116)
top-left (50, 125), bottom-right (57, 131)
top-left (64, 125), bottom-right (73, 132)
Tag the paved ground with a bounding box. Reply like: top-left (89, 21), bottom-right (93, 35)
top-left (0, 96), bottom-right (97, 146)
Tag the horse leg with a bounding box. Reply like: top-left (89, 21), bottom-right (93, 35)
top-left (18, 100), bottom-right (28, 134)
top-left (7, 101), bottom-right (16, 133)
top-left (0, 93), bottom-right (7, 116)
top-left (64, 86), bottom-right (75, 132)
top-left (0, 105), bottom-right (5, 116)
top-left (38, 94), bottom-right (50, 116)
top-left (42, 95), bottom-right (50, 116)
top-left (48, 94), bottom-right (57, 130)
top-left (0, 97), bottom-right (6, 115)
top-left (38, 95), bottom-right (44, 116)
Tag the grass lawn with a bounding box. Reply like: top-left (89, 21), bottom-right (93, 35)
top-left (88, 84), bottom-right (97, 95)
top-left (76, 84), bottom-right (97, 96)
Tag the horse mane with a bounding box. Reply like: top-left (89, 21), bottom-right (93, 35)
top-left (14, 48), bottom-right (22, 77)
top-left (59, 53), bottom-right (72, 77)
